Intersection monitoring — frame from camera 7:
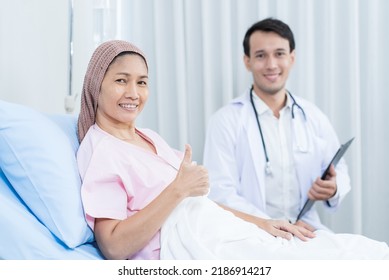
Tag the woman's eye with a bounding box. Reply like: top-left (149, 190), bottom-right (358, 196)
top-left (116, 79), bottom-right (126, 83)
top-left (138, 80), bottom-right (147, 86)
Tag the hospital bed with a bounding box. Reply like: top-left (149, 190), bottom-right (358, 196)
top-left (0, 100), bottom-right (104, 259)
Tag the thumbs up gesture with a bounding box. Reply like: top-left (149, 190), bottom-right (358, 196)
top-left (173, 144), bottom-right (209, 198)
top-left (181, 143), bottom-right (194, 166)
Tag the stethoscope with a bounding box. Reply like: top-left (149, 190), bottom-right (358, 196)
top-left (249, 86), bottom-right (307, 176)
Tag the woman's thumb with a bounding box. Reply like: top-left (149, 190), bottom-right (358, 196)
top-left (182, 144), bottom-right (192, 164)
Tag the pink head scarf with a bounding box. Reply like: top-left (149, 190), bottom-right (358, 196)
top-left (77, 40), bottom-right (148, 142)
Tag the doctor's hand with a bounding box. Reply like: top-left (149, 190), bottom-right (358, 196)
top-left (259, 219), bottom-right (316, 241)
top-left (308, 164), bottom-right (337, 201)
top-left (171, 144), bottom-right (209, 198)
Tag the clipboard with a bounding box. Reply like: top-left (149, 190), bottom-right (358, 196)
top-left (296, 137), bottom-right (355, 221)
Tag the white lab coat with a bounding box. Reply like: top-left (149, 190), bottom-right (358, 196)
top-left (203, 89), bottom-right (351, 230)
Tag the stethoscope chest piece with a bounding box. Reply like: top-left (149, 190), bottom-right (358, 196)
top-left (265, 161), bottom-right (272, 176)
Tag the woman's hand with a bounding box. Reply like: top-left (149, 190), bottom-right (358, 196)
top-left (217, 203), bottom-right (316, 242)
top-left (259, 219), bottom-right (316, 241)
top-left (171, 144), bottom-right (209, 198)
top-left (294, 219), bottom-right (316, 232)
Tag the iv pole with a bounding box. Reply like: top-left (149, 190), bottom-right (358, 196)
top-left (65, 0), bottom-right (75, 113)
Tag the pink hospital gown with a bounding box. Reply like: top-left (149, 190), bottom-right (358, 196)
top-left (77, 124), bottom-right (182, 260)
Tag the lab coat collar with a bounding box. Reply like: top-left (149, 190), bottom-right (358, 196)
top-left (233, 88), bottom-right (293, 115)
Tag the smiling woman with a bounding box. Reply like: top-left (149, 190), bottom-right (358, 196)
top-left (77, 40), bottom-right (210, 260)
top-left (96, 53), bottom-right (150, 146)
top-left (77, 41), bottom-right (148, 142)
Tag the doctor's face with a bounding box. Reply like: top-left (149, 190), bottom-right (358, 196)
top-left (96, 53), bottom-right (149, 128)
top-left (244, 31), bottom-right (295, 97)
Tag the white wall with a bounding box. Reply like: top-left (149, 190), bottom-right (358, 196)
top-left (0, 0), bottom-right (70, 113)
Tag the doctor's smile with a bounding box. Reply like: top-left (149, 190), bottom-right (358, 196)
top-left (263, 73), bottom-right (281, 82)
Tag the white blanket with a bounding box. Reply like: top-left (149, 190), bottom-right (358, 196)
top-left (160, 197), bottom-right (389, 259)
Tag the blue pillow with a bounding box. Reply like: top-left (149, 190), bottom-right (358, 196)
top-left (0, 168), bottom-right (103, 259)
top-left (0, 100), bottom-right (93, 248)
top-left (47, 113), bottom-right (79, 153)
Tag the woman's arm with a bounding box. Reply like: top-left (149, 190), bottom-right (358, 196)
top-left (217, 204), bottom-right (316, 241)
top-left (94, 144), bottom-right (209, 260)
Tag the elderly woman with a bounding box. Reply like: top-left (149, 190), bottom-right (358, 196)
top-left (77, 40), bottom-right (389, 260)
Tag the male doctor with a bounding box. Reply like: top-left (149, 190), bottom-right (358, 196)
top-left (203, 18), bottom-right (351, 237)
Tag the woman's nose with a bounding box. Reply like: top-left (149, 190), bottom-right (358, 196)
top-left (124, 83), bottom-right (139, 99)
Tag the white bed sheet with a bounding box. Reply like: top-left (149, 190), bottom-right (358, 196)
top-left (161, 197), bottom-right (389, 260)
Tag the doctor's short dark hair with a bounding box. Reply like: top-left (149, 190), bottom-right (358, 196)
top-left (243, 17), bottom-right (295, 56)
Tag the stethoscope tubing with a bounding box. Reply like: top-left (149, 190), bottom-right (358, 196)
top-left (249, 86), bottom-right (306, 175)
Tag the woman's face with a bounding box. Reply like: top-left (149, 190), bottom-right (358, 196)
top-left (96, 54), bottom-right (149, 128)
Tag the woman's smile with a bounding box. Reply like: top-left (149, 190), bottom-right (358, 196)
top-left (119, 103), bottom-right (139, 111)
